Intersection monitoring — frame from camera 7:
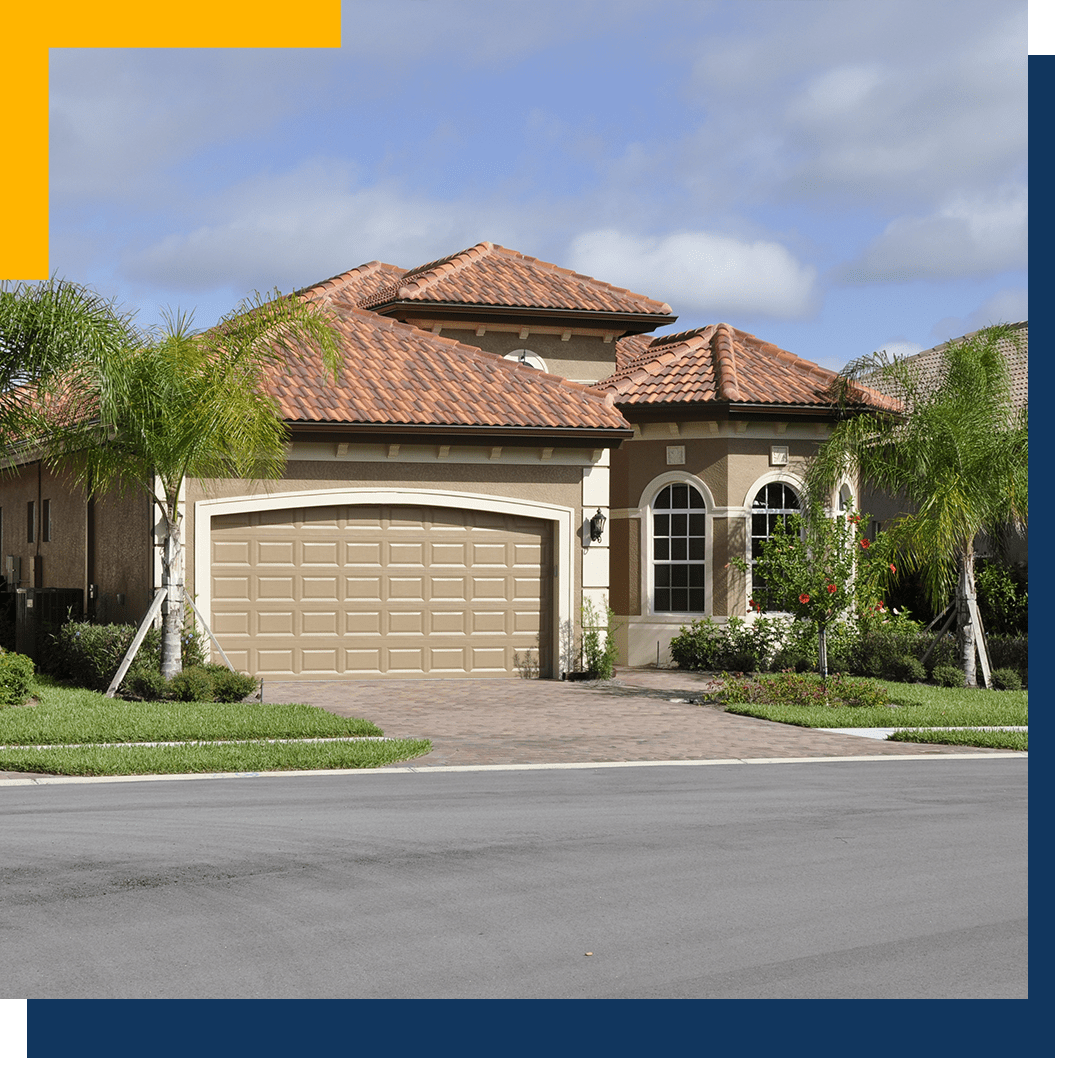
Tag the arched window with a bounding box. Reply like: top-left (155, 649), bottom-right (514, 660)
top-left (652, 482), bottom-right (706, 612)
top-left (750, 481), bottom-right (801, 607)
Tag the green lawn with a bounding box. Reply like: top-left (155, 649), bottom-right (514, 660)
top-left (719, 681), bottom-right (1028, 729)
top-left (887, 727), bottom-right (1027, 752)
top-left (0, 677), bottom-right (431, 776)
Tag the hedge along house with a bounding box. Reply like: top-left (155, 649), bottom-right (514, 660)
top-left (593, 323), bottom-right (896, 668)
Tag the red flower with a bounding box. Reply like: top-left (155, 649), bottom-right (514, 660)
top-left (799, 593), bottom-right (810, 604)
top-left (827, 583), bottom-right (837, 593)
top-left (875, 600), bottom-right (885, 611)
top-left (889, 563), bottom-right (897, 574)
top-left (859, 538), bottom-right (870, 549)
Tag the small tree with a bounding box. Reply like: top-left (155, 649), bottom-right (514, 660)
top-left (737, 507), bottom-right (894, 677)
top-left (3, 280), bottom-right (341, 680)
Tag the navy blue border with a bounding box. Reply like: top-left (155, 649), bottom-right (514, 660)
top-left (1024, 50), bottom-right (1055, 1055)
top-left (21, 998), bottom-right (1049, 1058)
top-left (25, 55), bottom-right (1054, 1065)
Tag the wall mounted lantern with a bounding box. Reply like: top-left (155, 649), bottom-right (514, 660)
top-left (588, 508), bottom-right (607, 543)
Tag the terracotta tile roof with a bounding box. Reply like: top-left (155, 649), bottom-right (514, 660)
top-left (615, 333), bottom-right (655, 369)
top-left (597, 323), bottom-right (896, 411)
top-left (299, 260), bottom-right (409, 311)
top-left (858, 322), bottom-right (1027, 409)
top-left (273, 296), bottom-right (629, 432)
top-left (360, 241), bottom-right (673, 317)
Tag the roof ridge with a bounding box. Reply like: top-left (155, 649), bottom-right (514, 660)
top-left (297, 260), bottom-right (408, 303)
top-left (712, 324), bottom-right (739, 400)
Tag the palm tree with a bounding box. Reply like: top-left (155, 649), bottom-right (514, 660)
top-left (806, 324), bottom-right (1027, 687)
top-left (2, 279), bottom-right (341, 680)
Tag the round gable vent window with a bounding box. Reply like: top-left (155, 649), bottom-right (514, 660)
top-left (504, 348), bottom-right (547, 371)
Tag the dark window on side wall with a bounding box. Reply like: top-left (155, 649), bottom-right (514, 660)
top-left (27, 501), bottom-right (36, 544)
top-left (42, 499), bottom-right (51, 542)
top-left (750, 481), bottom-right (801, 609)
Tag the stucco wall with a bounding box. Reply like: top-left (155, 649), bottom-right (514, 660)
top-left (438, 328), bottom-right (617, 383)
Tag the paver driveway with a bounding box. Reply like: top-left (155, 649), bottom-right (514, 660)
top-left (263, 667), bottom-right (1004, 767)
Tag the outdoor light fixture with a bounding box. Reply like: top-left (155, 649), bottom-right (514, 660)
top-left (589, 508), bottom-right (606, 543)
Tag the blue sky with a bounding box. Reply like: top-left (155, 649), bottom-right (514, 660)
top-left (47, 0), bottom-right (1028, 370)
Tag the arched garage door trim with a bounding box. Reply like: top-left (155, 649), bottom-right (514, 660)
top-left (192, 488), bottom-right (575, 677)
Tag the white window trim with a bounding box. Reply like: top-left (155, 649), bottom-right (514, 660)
top-left (639, 471), bottom-right (715, 621)
top-left (503, 348), bottom-right (548, 372)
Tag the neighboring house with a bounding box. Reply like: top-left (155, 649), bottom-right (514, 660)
top-left (857, 321), bottom-right (1028, 565)
top-left (1, 241), bottom-right (892, 676)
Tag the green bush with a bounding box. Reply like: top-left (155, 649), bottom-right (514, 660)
top-left (989, 634), bottom-right (1027, 674)
top-left (892, 655), bottom-right (927, 683)
top-left (976, 561), bottom-right (1028, 635)
top-left (670, 615), bottom-right (791, 673)
top-left (581, 598), bottom-right (619, 679)
top-left (51, 620), bottom-right (207, 691)
top-left (932, 664), bottom-right (966, 688)
top-left (0, 650), bottom-right (35, 706)
top-left (168, 666), bottom-right (217, 703)
top-left (704, 671), bottom-right (889, 708)
top-left (992, 667), bottom-right (1024, 691)
top-left (205, 665), bottom-right (258, 703)
top-left (123, 662), bottom-right (172, 701)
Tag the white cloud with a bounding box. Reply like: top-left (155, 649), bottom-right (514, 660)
top-left (839, 189), bottom-right (1027, 282)
top-left (117, 160), bottom-right (536, 294)
top-left (567, 229), bottom-right (818, 320)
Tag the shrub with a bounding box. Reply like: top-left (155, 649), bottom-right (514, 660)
top-left (992, 667), bottom-right (1024, 691)
top-left (670, 614), bottom-right (790, 673)
top-left (976, 561), bottom-right (1028, 635)
top-left (168, 666), bottom-right (216, 703)
top-left (0, 650), bottom-right (35, 706)
top-left (989, 634), bottom-right (1027, 674)
top-left (206, 665), bottom-right (258, 703)
top-left (704, 671), bottom-right (889, 708)
top-left (892, 655), bottom-right (927, 683)
top-left (581, 598), bottom-right (619, 679)
top-left (932, 664), bottom-right (966, 688)
top-left (123, 663), bottom-right (172, 701)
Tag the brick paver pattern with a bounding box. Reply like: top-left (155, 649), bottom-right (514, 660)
top-left (262, 667), bottom-right (1006, 767)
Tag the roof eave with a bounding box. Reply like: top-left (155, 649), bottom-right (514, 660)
top-left (367, 300), bottom-right (678, 334)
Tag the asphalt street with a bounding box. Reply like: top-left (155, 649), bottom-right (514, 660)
top-left (0, 758), bottom-right (1027, 998)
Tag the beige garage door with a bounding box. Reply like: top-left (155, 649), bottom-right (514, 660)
top-left (209, 503), bottom-right (552, 679)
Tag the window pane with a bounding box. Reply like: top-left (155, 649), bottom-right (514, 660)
top-left (671, 513), bottom-right (688, 537)
top-left (689, 537), bottom-right (705, 561)
top-left (654, 487), bottom-right (671, 509)
top-left (654, 538), bottom-right (669, 560)
top-left (655, 565), bottom-right (670, 588)
top-left (689, 487), bottom-right (705, 509)
top-left (688, 565), bottom-right (705, 587)
top-left (671, 538), bottom-right (687, 561)
top-left (670, 564), bottom-right (688, 588)
top-left (690, 514), bottom-right (705, 536)
top-left (655, 515), bottom-right (670, 536)
top-left (689, 588), bottom-right (705, 610)
top-left (672, 485), bottom-right (689, 508)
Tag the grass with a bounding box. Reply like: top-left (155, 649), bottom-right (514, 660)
top-left (719, 681), bottom-right (1028, 730)
top-left (887, 727), bottom-right (1028, 752)
top-left (0, 677), bottom-right (431, 776)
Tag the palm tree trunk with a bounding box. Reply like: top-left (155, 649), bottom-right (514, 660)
top-left (956, 540), bottom-right (977, 688)
top-left (818, 626), bottom-right (829, 679)
top-left (161, 515), bottom-right (184, 680)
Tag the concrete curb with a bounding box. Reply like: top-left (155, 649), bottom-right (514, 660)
top-left (0, 751), bottom-right (1026, 787)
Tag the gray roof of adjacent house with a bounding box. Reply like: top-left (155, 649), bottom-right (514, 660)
top-left (859, 322), bottom-right (1027, 409)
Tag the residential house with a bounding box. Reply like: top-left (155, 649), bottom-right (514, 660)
top-left (1, 241), bottom-right (891, 677)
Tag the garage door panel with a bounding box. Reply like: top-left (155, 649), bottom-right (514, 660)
top-left (210, 503), bottom-right (552, 678)
top-left (387, 610), bottom-right (423, 635)
top-left (388, 576), bottom-right (424, 599)
top-left (344, 610), bottom-right (380, 635)
top-left (345, 576), bottom-right (382, 599)
top-left (301, 541), bottom-right (339, 565)
top-left (258, 610), bottom-right (295, 636)
top-left (301, 610), bottom-right (337, 636)
top-left (301, 576), bottom-right (339, 600)
top-left (431, 610), bottom-right (466, 634)
top-left (256, 576), bottom-right (294, 600)
top-left (345, 542), bottom-right (381, 565)
top-left (257, 541), bottom-right (295, 565)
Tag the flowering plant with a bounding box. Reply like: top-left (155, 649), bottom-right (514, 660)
top-left (732, 505), bottom-right (896, 675)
